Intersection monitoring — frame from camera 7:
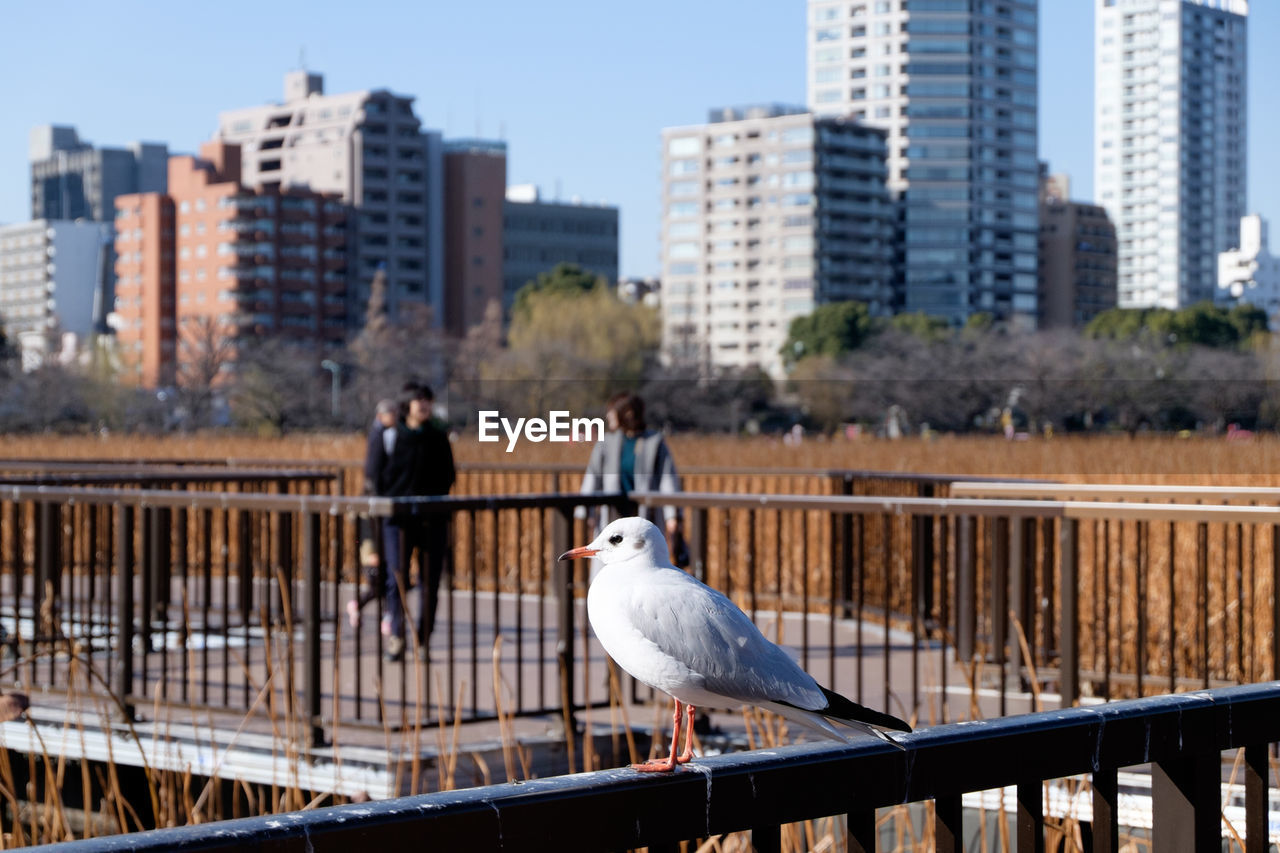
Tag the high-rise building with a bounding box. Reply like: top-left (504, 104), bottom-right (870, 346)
top-left (807, 0), bottom-right (1040, 326)
top-left (1218, 215), bottom-right (1279, 328)
top-left (29, 125), bottom-right (168, 332)
top-left (29, 125), bottom-right (168, 223)
top-left (443, 140), bottom-right (507, 337)
top-left (112, 142), bottom-right (348, 388)
top-left (659, 105), bottom-right (891, 377)
top-left (1095, 0), bottom-right (1248, 308)
top-left (502, 185), bottom-right (619, 315)
top-left (216, 71), bottom-right (443, 326)
top-left (0, 219), bottom-right (112, 370)
top-left (1038, 171), bottom-right (1118, 328)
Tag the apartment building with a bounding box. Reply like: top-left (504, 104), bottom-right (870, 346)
top-left (660, 105), bottom-right (891, 377)
top-left (1095, 0), bottom-right (1248, 307)
top-left (503, 185), bottom-right (619, 315)
top-left (216, 71), bottom-right (443, 326)
top-left (112, 142), bottom-right (348, 388)
top-left (1038, 173), bottom-right (1118, 328)
top-left (443, 140), bottom-right (507, 336)
top-left (0, 219), bottom-right (112, 370)
top-left (29, 124), bottom-right (168, 332)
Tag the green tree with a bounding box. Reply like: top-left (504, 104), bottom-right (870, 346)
top-left (780, 301), bottom-right (875, 368)
top-left (1086, 302), bottom-right (1265, 350)
top-left (492, 281), bottom-right (660, 415)
top-left (887, 311), bottom-right (951, 342)
top-left (1228, 303), bottom-right (1269, 343)
top-left (510, 263), bottom-right (604, 322)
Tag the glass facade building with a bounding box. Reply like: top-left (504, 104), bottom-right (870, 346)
top-left (807, 0), bottom-right (1039, 326)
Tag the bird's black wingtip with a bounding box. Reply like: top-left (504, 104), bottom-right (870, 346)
top-left (819, 686), bottom-right (912, 733)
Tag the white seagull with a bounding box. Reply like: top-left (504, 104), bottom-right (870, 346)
top-left (560, 516), bottom-right (911, 772)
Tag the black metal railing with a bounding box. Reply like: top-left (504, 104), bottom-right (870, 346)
top-left (4, 479), bottom-right (1280, 752)
top-left (0, 485), bottom-right (634, 747)
top-left (40, 681), bottom-right (1280, 852)
top-left (633, 490), bottom-right (1280, 721)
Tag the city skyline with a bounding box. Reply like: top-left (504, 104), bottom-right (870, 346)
top-left (2, 0), bottom-right (1277, 283)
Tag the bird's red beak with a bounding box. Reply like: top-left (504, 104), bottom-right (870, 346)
top-left (558, 546), bottom-right (599, 561)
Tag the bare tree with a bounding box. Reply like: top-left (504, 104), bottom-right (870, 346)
top-left (176, 315), bottom-right (237, 428)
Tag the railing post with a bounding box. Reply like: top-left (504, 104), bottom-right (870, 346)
top-left (915, 482), bottom-right (935, 631)
top-left (935, 795), bottom-right (963, 853)
top-left (37, 502), bottom-right (61, 634)
top-left (847, 808), bottom-right (875, 853)
top-left (1017, 780), bottom-right (1044, 853)
top-left (835, 474), bottom-right (854, 618)
top-left (956, 515), bottom-right (976, 662)
top-left (1010, 518), bottom-right (1036, 693)
top-left (238, 509), bottom-right (254, 619)
top-left (1090, 767), bottom-right (1118, 853)
top-left (1246, 743), bottom-right (1268, 853)
top-left (275, 509), bottom-right (293, 623)
top-left (114, 505), bottom-right (136, 721)
top-left (1152, 751), bottom-right (1220, 852)
top-left (151, 506), bottom-right (171, 635)
top-left (302, 511), bottom-right (324, 749)
top-left (1059, 518), bottom-right (1079, 708)
top-left (551, 507), bottom-right (576, 736)
top-left (750, 825), bottom-right (781, 853)
top-left (688, 507), bottom-right (707, 583)
top-left (140, 507), bottom-right (154, 656)
top-left (992, 516), bottom-right (1009, 713)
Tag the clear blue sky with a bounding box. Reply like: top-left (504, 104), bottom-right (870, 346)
top-left (2, 1), bottom-right (1276, 280)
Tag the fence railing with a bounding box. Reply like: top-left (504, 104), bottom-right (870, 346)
top-left (632, 489), bottom-right (1280, 719)
top-left (0, 484), bottom-right (633, 746)
top-left (41, 681), bottom-right (1280, 852)
top-left (4, 475), bottom-right (1277, 753)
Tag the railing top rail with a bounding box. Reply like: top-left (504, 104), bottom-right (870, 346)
top-left (41, 682), bottom-right (1280, 853)
top-left (632, 489), bottom-right (1280, 524)
top-left (0, 484), bottom-right (630, 516)
top-left (952, 481), bottom-right (1280, 502)
top-left (0, 457), bottom-right (1044, 485)
top-left (0, 470), bottom-right (337, 486)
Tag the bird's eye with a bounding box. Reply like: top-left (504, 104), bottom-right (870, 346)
top-left (609, 534), bottom-right (623, 546)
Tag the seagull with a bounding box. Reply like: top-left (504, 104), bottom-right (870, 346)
top-left (559, 516), bottom-right (911, 772)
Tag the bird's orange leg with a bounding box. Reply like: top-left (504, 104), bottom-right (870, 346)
top-left (676, 704), bottom-right (697, 764)
top-left (632, 699), bottom-right (683, 772)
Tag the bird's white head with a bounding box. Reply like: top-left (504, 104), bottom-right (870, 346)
top-left (558, 516), bottom-right (671, 568)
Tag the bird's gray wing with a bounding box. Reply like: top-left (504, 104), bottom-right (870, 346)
top-left (628, 570), bottom-right (827, 711)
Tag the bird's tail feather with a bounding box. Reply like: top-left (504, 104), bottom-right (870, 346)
top-left (818, 686), bottom-right (912, 733)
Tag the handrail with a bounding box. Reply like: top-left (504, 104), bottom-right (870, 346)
top-left (951, 481), bottom-right (1280, 503)
top-left (0, 457), bottom-right (1040, 484)
top-left (41, 681), bottom-right (1280, 852)
top-left (631, 489), bottom-right (1280, 524)
top-left (0, 485), bottom-right (625, 517)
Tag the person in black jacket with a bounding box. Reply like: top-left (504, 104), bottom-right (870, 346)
top-left (379, 384), bottom-right (456, 661)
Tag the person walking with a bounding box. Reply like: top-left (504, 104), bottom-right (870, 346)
top-left (378, 385), bottom-right (455, 662)
top-left (578, 392), bottom-right (685, 564)
top-left (347, 398), bottom-right (398, 629)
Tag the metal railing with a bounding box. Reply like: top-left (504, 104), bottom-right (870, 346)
top-left (632, 489), bottom-right (1280, 719)
top-left (41, 681), bottom-right (1280, 852)
top-left (0, 484), bottom-right (633, 746)
top-left (4, 477), bottom-right (1277, 750)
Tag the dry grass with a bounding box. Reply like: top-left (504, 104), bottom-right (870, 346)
top-left (5, 431), bottom-right (1280, 484)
